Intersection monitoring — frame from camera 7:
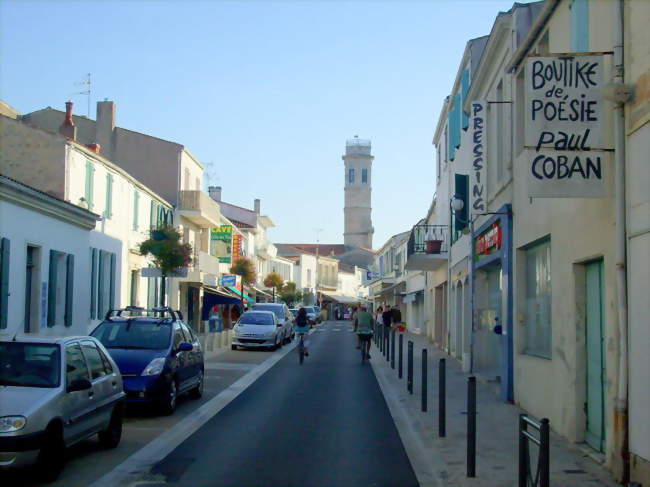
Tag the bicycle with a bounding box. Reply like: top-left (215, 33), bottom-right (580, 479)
top-left (297, 332), bottom-right (306, 364)
top-left (359, 333), bottom-right (372, 364)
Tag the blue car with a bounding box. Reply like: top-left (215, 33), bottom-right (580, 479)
top-left (91, 307), bottom-right (204, 415)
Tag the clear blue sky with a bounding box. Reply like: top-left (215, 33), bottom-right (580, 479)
top-left (1, 0), bottom-right (527, 248)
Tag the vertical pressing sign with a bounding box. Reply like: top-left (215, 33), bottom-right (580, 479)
top-left (210, 225), bottom-right (233, 263)
top-left (525, 55), bottom-right (608, 198)
top-left (470, 101), bottom-right (487, 212)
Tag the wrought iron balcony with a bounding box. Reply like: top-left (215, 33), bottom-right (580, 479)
top-left (405, 224), bottom-right (449, 271)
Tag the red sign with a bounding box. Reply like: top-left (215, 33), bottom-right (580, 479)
top-left (476, 222), bottom-right (502, 256)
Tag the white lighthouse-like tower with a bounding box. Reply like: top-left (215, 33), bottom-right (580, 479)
top-left (343, 136), bottom-right (374, 249)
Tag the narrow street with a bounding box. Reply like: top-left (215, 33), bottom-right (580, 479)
top-left (127, 321), bottom-right (418, 487)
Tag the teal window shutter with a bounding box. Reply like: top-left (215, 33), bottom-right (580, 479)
top-left (90, 248), bottom-right (98, 319)
top-left (133, 190), bottom-right (140, 231)
top-left (453, 93), bottom-right (461, 149)
top-left (571, 0), bottom-right (589, 52)
top-left (64, 254), bottom-right (74, 327)
top-left (109, 253), bottom-right (116, 310)
top-left (104, 173), bottom-right (113, 219)
top-left (461, 69), bottom-right (470, 130)
top-left (0, 237), bottom-right (10, 329)
top-left (47, 250), bottom-right (59, 327)
top-left (454, 173), bottom-right (469, 234)
top-left (85, 161), bottom-right (95, 210)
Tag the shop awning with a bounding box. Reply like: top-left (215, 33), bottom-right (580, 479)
top-left (201, 286), bottom-right (241, 320)
top-left (322, 293), bottom-right (362, 304)
top-left (252, 285), bottom-right (272, 297)
top-left (227, 286), bottom-right (254, 302)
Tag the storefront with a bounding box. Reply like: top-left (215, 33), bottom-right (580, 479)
top-left (472, 204), bottom-right (513, 402)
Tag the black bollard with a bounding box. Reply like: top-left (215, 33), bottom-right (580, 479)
top-left (439, 358), bottom-right (446, 437)
top-left (391, 330), bottom-right (396, 369)
top-left (467, 376), bottom-right (476, 478)
top-left (385, 327), bottom-right (390, 362)
top-left (540, 418), bottom-right (550, 487)
top-left (398, 333), bottom-right (403, 379)
top-left (407, 341), bottom-right (413, 394)
top-left (421, 349), bottom-right (427, 412)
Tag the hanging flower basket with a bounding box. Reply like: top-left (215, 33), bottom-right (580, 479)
top-left (425, 239), bottom-right (443, 254)
top-left (397, 324), bottom-right (407, 332)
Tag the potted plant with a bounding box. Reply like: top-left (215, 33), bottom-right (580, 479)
top-left (424, 227), bottom-right (443, 254)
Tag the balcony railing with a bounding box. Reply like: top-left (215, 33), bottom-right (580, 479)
top-left (407, 224), bottom-right (449, 257)
top-left (178, 190), bottom-right (221, 227)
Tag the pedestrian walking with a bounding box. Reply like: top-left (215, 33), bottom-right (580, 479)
top-left (375, 306), bottom-right (383, 326)
top-left (382, 305), bottom-right (393, 329)
top-left (391, 305), bottom-right (403, 328)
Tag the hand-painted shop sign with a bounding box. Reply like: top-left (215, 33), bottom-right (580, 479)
top-left (525, 54), bottom-right (609, 198)
top-left (475, 221), bottom-right (502, 257)
top-left (470, 101), bottom-right (487, 212)
top-left (210, 225), bottom-right (233, 263)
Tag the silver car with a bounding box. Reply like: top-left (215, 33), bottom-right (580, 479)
top-left (231, 311), bottom-right (285, 350)
top-left (251, 303), bottom-right (295, 344)
top-left (0, 336), bottom-right (125, 482)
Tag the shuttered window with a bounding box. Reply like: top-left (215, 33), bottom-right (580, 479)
top-left (0, 237), bottom-right (9, 329)
top-left (84, 161), bottom-right (95, 210)
top-left (461, 69), bottom-right (470, 130)
top-left (524, 239), bottom-right (552, 358)
top-left (90, 248), bottom-right (98, 319)
top-left (570, 0), bottom-right (589, 52)
top-left (47, 250), bottom-right (73, 327)
top-left (362, 168), bottom-right (368, 184)
top-left (348, 168), bottom-right (355, 184)
top-left (104, 173), bottom-right (113, 219)
top-left (133, 190), bottom-right (140, 231)
top-left (448, 93), bottom-right (462, 160)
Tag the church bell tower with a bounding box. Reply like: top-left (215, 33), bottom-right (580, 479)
top-left (343, 136), bottom-right (374, 249)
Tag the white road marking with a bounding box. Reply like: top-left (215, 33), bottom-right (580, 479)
top-left (204, 363), bottom-right (256, 371)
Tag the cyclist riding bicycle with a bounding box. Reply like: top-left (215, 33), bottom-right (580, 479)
top-left (355, 305), bottom-right (374, 359)
top-left (294, 307), bottom-right (311, 357)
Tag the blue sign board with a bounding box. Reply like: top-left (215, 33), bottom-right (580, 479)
top-left (221, 274), bottom-right (237, 287)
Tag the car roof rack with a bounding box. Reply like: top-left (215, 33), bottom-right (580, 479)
top-left (103, 306), bottom-right (182, 322)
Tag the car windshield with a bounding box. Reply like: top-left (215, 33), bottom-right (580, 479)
top-left (304, 307), bottom-right (316, 314)
top-left (91, 320), bottom-right (172, 350)
top-left (0, 343), bottom-right (60, 388)
top-left (238, 312), bottom-right (275, 326)
top-left (253, 305), bottom-right (284, 319)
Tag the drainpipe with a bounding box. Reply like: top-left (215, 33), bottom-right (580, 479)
top-left (612, 0), bottom-right (629, 482)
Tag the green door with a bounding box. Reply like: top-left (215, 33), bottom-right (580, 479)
top-left (585, 260), bottom-right (605, 451)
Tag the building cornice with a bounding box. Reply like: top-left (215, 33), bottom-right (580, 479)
top-left (1, 175), bottom-right (98, 229)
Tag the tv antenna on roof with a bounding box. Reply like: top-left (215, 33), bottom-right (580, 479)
top-left (73, 73), bottom-right (91, 117)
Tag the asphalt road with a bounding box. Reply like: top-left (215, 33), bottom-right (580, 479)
top-left (135, 321), bottom-right (419, 487)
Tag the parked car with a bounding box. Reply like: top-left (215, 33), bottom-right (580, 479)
top-left (251, 303), bottom-right (294, 344)
top-left (302, 306), bottom-right (320, 324)
top-left (0, 335), bottom-right (125, 482)
top-left (90, 307), bottom-right (204, 415)
top-left (231, 311), bottom-right (286, 350)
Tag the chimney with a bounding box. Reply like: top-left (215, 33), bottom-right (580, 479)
top-left (86, 143), bottom-right (101, 153)
top-left (254, 198), bottom-right (261, 214)
top-left (96, 100), bottom-right (115, 160)
top-left (59, 101), bottom-right (77, 139)
top-left (208, 186), bottom-right (222, 202)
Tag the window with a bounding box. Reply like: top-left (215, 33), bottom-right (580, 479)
top-left (133, 190), bottom-right (140, 231)
top-left (104, 173), bottom-right (113, 219)
top-left (0, 237), bottom-right (10, 329)
top-left (348, 168), bottom-right (355, 184)
top-left (81, 341), bottom-right (107, 380)
top-left (180, 322), bottom-right (194, 340)
top-left (524, 239), bottom-right (552, 358)
top-left (362, 168), bottom-right (368, 184)
top-left (173, 324), bottom-right (186, 348)
top-left (130, 270), bottom-right (139, 306)
top-left (570, 0), bottom-right (589, 52)
top-left (66, 343), bottom-right (90, 384)
top-left (97, 347), bottom-right (114, 374)
top-left (85, 161), bottom-right (95, 210)
top-left (24, 245), bottom-right (41, 333)
top-left (48, 250), bottom-right (74, 327)
top-left (95, 250), bottom-right (116, 320)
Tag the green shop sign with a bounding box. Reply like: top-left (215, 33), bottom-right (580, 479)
top-left (210, 224), bottom-right (233, 263)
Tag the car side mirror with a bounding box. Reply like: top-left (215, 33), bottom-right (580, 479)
top-left (67, 378), bottom-right (92, 393)
top-left (178, 342), bottom-right (193, 352)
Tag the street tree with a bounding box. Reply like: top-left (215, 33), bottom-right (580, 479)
top-left (263, 272), bottom-right (284, 302)
top-left (139, 225), bottom-right (193, 306)
top-left (279, 281), bottom-right (303, 307)
top-left (230, 257), bottom-right (257, 305)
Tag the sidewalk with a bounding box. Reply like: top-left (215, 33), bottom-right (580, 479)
top-left (370, 330), bottom-right (620, 487)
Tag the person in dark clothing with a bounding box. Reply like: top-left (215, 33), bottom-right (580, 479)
top-left (391, 306), bottom-right (402, 326)
top-left (381, 305), bottom-right (393, 328)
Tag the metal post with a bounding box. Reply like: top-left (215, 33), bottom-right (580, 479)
top-left (386, 326), bottom-right (390, 362)
top-left (380, 325), bottom-right (384, 353)
top-left (540, 418), bottom-right (550, 487)
top-left (518, 415), bottom-right (527, 487)
top-left (421, 349), bottom-right (428, 412)
top-left (467, 376), bottom-right (476, 477)
top-left (398, 333), bottom-right (403, 379)
top-left (391, 330), bottom-right (396, 369)
top-left (407, 341), bottom-right (413, 394)
top-left (439, 358), bottom-right (446, 437)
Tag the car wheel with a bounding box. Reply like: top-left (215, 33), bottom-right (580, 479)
top-left (37, 424), bottom-right (65, 483)
top-left (98, 404), bottom-right (123, 449)
top-left (190, 370), bottom-right (204, 399)
top-left (231, 344), bottom-right (238, 351)
top-left (161, 380), bottom-right (178, 415)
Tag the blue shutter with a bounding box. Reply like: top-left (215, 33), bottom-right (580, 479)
top-left (47, 250), bottom-right (58, 327)
top-left (104, 173), bottom-right (113, 219)
top-left (461, 69), bottom-right (470, 130)
top-left (571, 0), bottom-right (589, 52)
top-left (454, 174), bottom-right (469, 233)
top-left (64, 254), bottom-right (74, 327)
top-left (448, 93), bottom-right (462, 160)
top-left (0, 238), bottom-right (10, 329)
top-left (90, 248), bottom-right (98, 319)
top-left (109, 253), bottom-right (116, 310)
